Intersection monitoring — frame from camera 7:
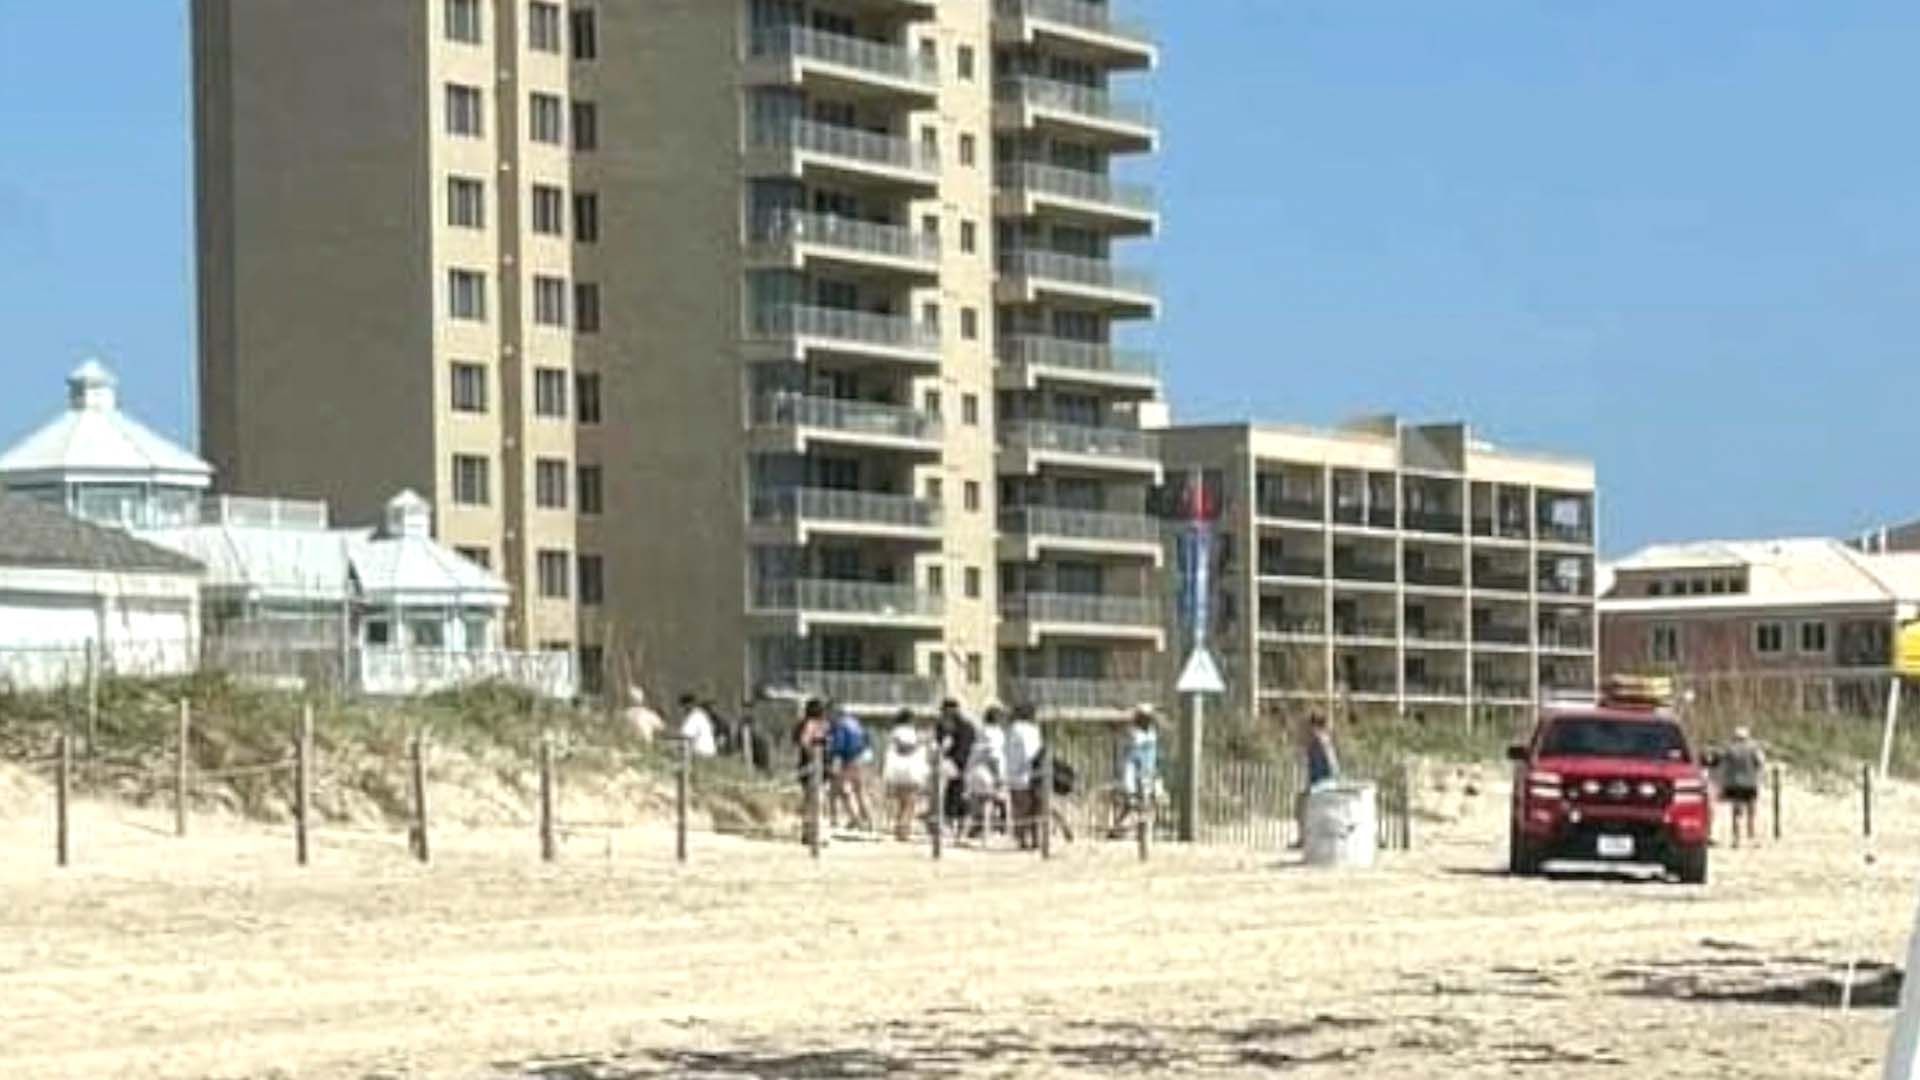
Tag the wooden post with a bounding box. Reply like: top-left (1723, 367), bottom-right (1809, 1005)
top-left (928, 740), bottom-right (943, 861)
top-left (55, 733), bottom-right (71, 868)
top-left (675, 736), bottom-right (690, 864)
top-left (1135, 772), bottom-right (1150, 862)
top-left (1038, 738), bottom-right (1054, 861)
top-left (539, 733), bottom-right (557, 863)
top-left (294, 705), bottom-right (312, 867)
top-left (174, 698), bottom-right (190, 838)
top-left (1864, 763), bottom-right (1874, 840)
top-left (1771, 765), bottom-right (1782, 841)
top-left (807, 743), bottom-right (824, 860)
top-left (84, 640), bottom-right (99, 758)
top-left (1400, 763), bottom-right (1415, 851)
top-left (410, 731), bottom-right (430, 864)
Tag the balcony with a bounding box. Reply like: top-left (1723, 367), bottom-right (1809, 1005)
top-left (1331, 559), bottom-right (1397, 586)
top-left (1258, 497), bottom-right (1324, 525)
top-left (749, 487), bottom-right (942, 545)
top-left (995, 76), bottom-right (1156, 152)
top-left (746, 26), bottom-right (939, 105)
top-left (747, 303), bottom-right (940, 366)
top-left (1335, 675), bottom-right (1400, 699)
top-left (999, 506), bottom-right (1163, 564)
top-left (747, 118), bottom-right (939, 194)
top-left (751, 393), bottom-right (942, 456)
top-left (995, 161), bottom-right (1156, 236)
top-left (995, 335), bottom-right (1159, 394)
top-left (1473, 624), bottom-right (1532, 649)
top-left (1406, 623), bottom-right (1467, 645)
top-left (1538, 521), bottom-right (1595, 548)
top-left (747, 209), bottom-right (940, 281)
top-left (1260, 615), bottom-right (1326, 638)
top-left (1404, 510), bottom-right (1464, 536)
top-left (993, 0), bottom-right (1156, 70)
top-left (780, 670), bottom-right (943, 712)
top-left (999, 419), bottom-right (1161, 480)
top-left (1404, 565), bottom-right (1465, 590)
top-left (1258, 556), bottom-right (1325, 580)
top-left (1333, 619), bottom-right (1398, 643)
top-left (1405, 676), bottom-right (1468, 700)
top-left (997, 249), bottom-right (1157, 317)
top-left (1536, 575), bottom-right (1593, 599)
top-left (1000, 592), bottom-right (1164, 646)
top-left (751, 578), bottom-right (945, 632)
top-left (1004, 677), bottom-right (1162, 717)
top-left (1538, 624), bottom-right (1596, 652)
top-left (1472, 517), bottom-right (1532, 544)
top-left (1473, 568), bottom-right (1531, 593)
top-left (1475, 677), bottom-right (1534, 704)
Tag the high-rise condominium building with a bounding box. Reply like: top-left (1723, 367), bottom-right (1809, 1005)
top-left (1160, 419), bottom-right (1599, 729)
top-left (193, 0), bottom-right (1162, 713)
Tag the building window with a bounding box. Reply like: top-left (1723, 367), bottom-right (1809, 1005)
top-left (528, 1), bottom-right (562, 52)
top-left (961, 308), bottom-right (979, 341)
top-left (574, 282), bottom-right (601, 333)
top-left (537, 550), bottom-right (571, 599)
top-left (455, 545), bottom-right (491, 570)
top-left (922, 389), bottom-right (941, 417)
top-left (450, 362), bottom-right (488, 413)
top-left (577, 554), bottom-right (604, 605)
top-left (924, 477), bottom-right (943, 504)
top-left (529, 92), bottom-right (564, 144)
top-left (959, 133), bottom-right (976, 166)
top-left (570, 7), bottom-right (598, 60)
top-left (921, 125), bottom-right (939, 162)
top-left (960, 220), bottom-right (976, 254)
top-left (1754, 621), bottom-right (1785, 656)
top-left (577, 464), bottom-right (603, 515)
top-left (965, 567), bottom-right (982, 599)
top-left (448, 176), bottom-right (486, 229)
top-left (578, 644), bottom-right (605, 696)
top-left (533, 367), bottom-right (569, 417)
top-left (531, 184), bottom-right (565, 235)
top-left (1647, 581), bottom-right (1665, 597)
top-left (928, 652), bottom-right (946, 681)
top-left (535, 457), bottom-right (569, 509)
top-left (571, 101), bottom-right (598, 151)
top-left (921, 302), bottom-right (940, 333)
top-left (958, 44), bottom-right (975, 80)
top-left (575, 372), bottom-right (602, 424)
top-left (533, 275), bottom-right (569, 326)
top-left (452, 454), bottom-right (491, 506)
top-left (573, 192), bottom-right (599, 242)
top-left (446, 0), bottom-right (483, 43)
top-left (927, 565), bottom-right (945, 596)
top-left (448, 268), bottom-right (487, 321)
top-left (1799, 620), bottom-right (1830, 655)
top-left (966, 652), bottom-right (983, 685)
top-left (961, 393), bottom-right (980, 425)
top-left (1650, 624), bottom-right (1679, 663)
top-left (445, 83), bottom-right (484, 137)
top-left (964, 480), bottom-right (981, 512)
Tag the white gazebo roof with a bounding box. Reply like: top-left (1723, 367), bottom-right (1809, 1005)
top-left (0, 360), bottom-right (213, 489)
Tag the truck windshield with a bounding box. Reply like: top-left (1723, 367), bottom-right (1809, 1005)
top-left (1539, 717), bottom-right (1689, 762)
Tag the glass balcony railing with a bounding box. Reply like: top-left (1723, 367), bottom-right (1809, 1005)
top-left (1258, 497), bottom-right (1323, 523)
top-left (1001, 592), bottom-right (1160, 628)
top-left (999, 506), bottom-right (1159, 545)
top-left (750, 487), bottom-right (942, 531)
top-left (749, 209), bottom-right (940, 264)
top-left (1407, 623), bottom-right (1467, 643)
top-left (1474, 569), bottom-right (1532, 592)
top-left (1538, 521), bottom-right (1595, 546)
top-left (753, 579), bottom-right (945, 619)
top-left (749, 25), bottom-right (938, 86)
top-left (1259, 556), bottom-right (1325, 579)
top-left (1001, 419), bottom-right (1158, 463)
top-left (994, 0), bottom-right (1153, 47)
top-left (750, 118), bottom-right (939, 175)
top-left (751, 303), bottom-right (941, 355)
top-left (1404, 565), bottom-right (1465, 588)
top-left (1332, 559), bottom-right (1397, 584)
top-left (996, 75), bottom-right (1154, 129)
top-left (998, 335), bottom-right (1158, 379)
top-left (1260, 615), bottom-right (1326, 636)
top-left (1475, 677), bottom-right (1534, 701)
top-left (1000, 248), bottom-right (1155, 297)
top-left (996, 161), bottom-right (1155, 213)
top-left (1404, 510), bottom-right (1465, 535)
top-left (1406, 676), bottom-right (1468, 698)
top-left (1333, 620), bottom-right (1398, 641)
top-left (782, 671), bottom-right (942, 708)
top-left (1538, 625), bottom-right (1596, 650)
top-left (753, 393), bottom-right (942, 444)
top-left (1473, 624), bottom-right (1532, 646)
top-left (1004, 677), bottom-right (1161, 711)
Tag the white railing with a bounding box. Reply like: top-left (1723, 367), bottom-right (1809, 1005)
top-left (997, 161), bottom-right (1155, 212)
top-left (1000, 506), bottom-right (1159, 544)
top-left (0, 639), bottom-right (198, 693)
top-left (751, 487), bottom-right (943, 531)
top-left (1002, 419), bottom-right (1158, 462)
top-left (751, 117), bottom-right (940, 174)
top-left (753, 393), bottom-right (943, 443)
top-left (754, 579), bottom-right (945, 619)
top-left (995, 0), bottom-right (1153, 47)
top-left (998, 335), bottom-right (1158, 379)
top-left (751, 303), bottom-right (942, 355)
top-left (1000, 248), bottom-right (1156, 297)
top-left (996, 75), bottom-right (1154, 129)
top-left (355, 647), bottom-right (576, 700)
top-left (202, 496), bottom-right (330, 530)
top-left (749, 208), bottom-right (940, 264)
top-left (1004, 677), bottom-right (1160, 712)
top-left (784, 671), bottom-right (943, 708)
top-left (1002, 592), bottom-right (1159, 627)
top-left (750, 25), bottom-right (937, 86)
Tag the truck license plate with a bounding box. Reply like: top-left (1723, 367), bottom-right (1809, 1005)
top-left (1597, 835), bottom-right (1634, 859)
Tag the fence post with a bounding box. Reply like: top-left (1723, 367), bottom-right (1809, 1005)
top-left (1135, 773), bottom-right (1150, 863)
top-left (175, 698), bottom-right (190, 839)
top-left (807, 743), bottom-right (824, 860)
top-left (410, 730), bottom-right (430, 864)
top-left (1771, 765), bottom-right (1782, 842)
top-left (294, 704), bottom-right (312, 867)
top-left (1863, 763), bottom-right (1874, 840)
top-left (56, 733), bottom-right (71, 868)
top-left (1400, 763), bottom-right (1414, 852)
top-left (675, 736), bottom-right (690, 865)
top-left (1038, 741), bottom-right (1054, 861)
top-left (539, 733), bottom-right (557, 863)
top-left (85, 639), bottom-right (99, 758)
top-left (927, 740), bottom-right (943, 861)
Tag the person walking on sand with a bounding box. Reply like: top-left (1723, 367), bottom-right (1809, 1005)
top-left (793, 698), bottom-right (831, 846)
top-left (935, 699), bottom-right (975, 833)
top-left (1294, 714), bottom-right (1339, 847)
top-left (1111, 706), bottom-right (1160, 837)
top-left (678, 693), bottom-right (718, 759)
top-left (966, 707), bottom-right (1010, 841)
top-left (1718, 726), bottom-right (1765, 848)
top-left (1006, 704), bottom-right (1044, 850)
top-left (826, 705), bottom-right (873, 831)
top-left (880, 710), bottom-right (929, 841)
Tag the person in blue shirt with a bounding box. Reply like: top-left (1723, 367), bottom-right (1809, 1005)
top-left (826, 706), bottom-right (873, 831)
top-left (1111, 705), bottom-right (1160, 837)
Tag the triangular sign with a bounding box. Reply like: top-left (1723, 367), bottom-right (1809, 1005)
top-left (1176, 648), bottom-right (1227, 695)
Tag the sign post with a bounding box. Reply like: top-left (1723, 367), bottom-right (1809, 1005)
top-left (1174, 470), bottom-right (1226, 842)
top-left (1882, 622), bottom-right (1920, 781)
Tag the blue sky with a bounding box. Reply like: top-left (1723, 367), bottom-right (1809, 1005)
top-left (4, 3), bottom-right (1918, 555)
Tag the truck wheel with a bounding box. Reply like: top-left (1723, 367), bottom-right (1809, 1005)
top-left (1509, 835), bottom-right (1541, 877)
top-left (1673, 846), bottom-right (1708, 885)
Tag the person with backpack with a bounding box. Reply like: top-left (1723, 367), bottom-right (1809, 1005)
top-left (826, 705), bottom-right (873, 832)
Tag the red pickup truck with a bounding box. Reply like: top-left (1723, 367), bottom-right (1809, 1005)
top-left (1507, 701), bottom-right (1712, 884)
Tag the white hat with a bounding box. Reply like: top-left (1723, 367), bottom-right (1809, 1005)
top-left (1733, 726), bottom-right (1751, 740)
